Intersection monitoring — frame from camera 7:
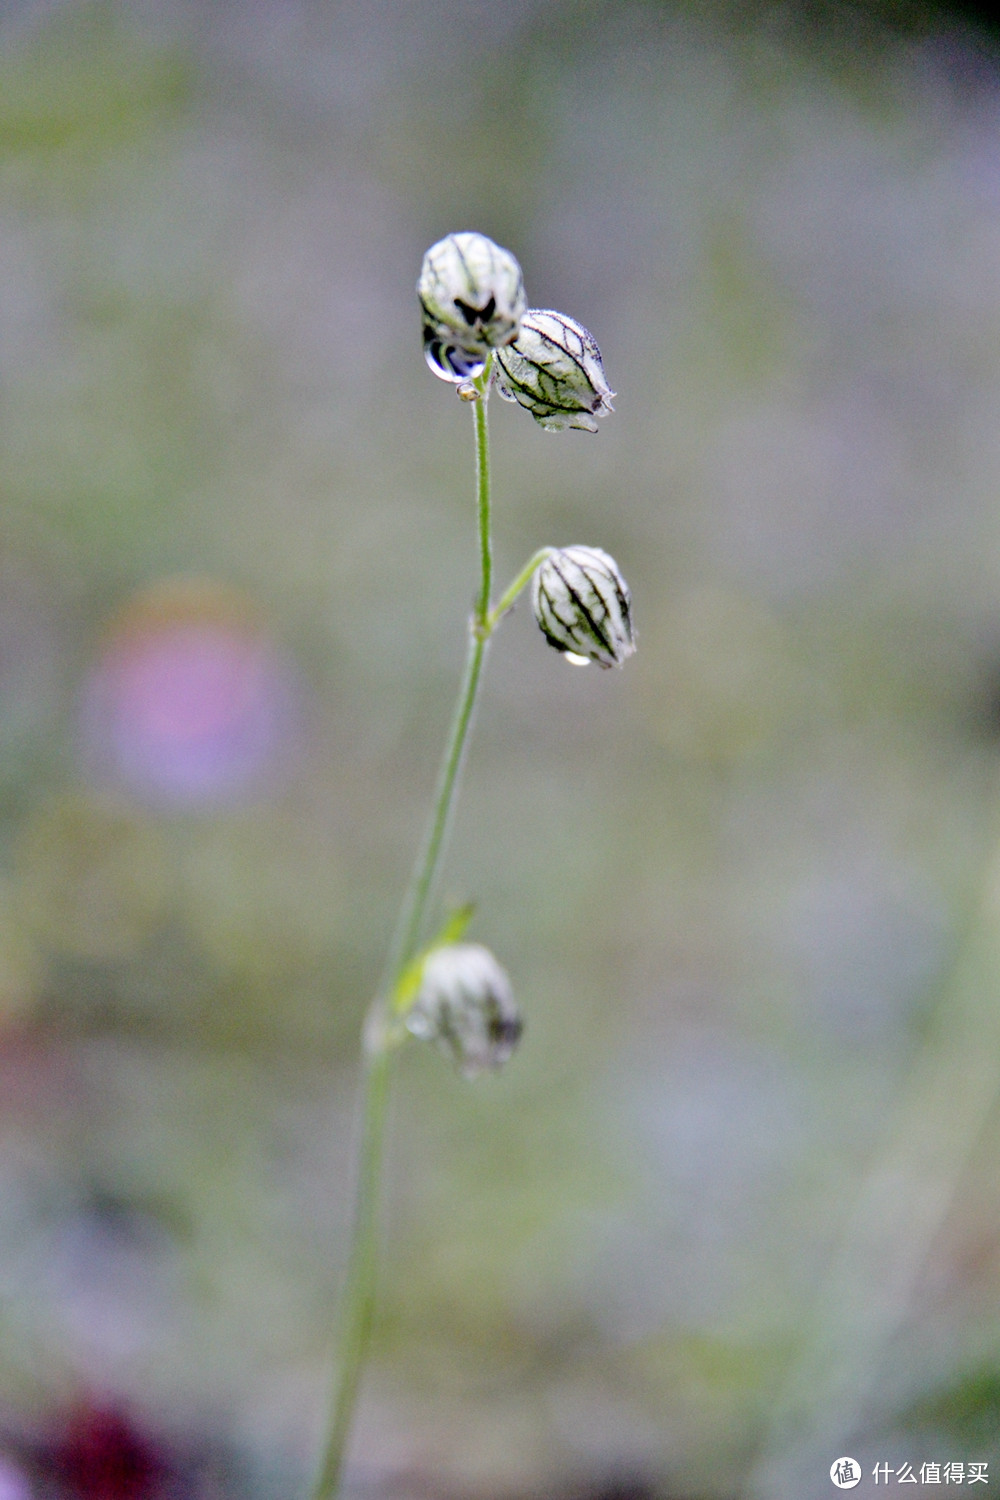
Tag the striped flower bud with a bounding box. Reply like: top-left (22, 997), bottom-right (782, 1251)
top-left (405, 942), bottom-right (522, 1078)
top-left (532, 546), bottom-right (635, 668)
top-left (494, 309), bottom-right (615, 432)
top-left (418, 232), bottom-right (526, 384)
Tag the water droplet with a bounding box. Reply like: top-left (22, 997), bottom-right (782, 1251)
top-left (423, 335), bottom-right (487, 384)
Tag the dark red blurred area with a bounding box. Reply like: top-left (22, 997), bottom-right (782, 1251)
top-left (2, 1395), bottom-right (240, 1499)
top-left (50, 1405), bottom-right (172, 1500)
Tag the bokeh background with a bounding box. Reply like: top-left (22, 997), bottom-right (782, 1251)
top-left (5, 1), bottom-right (1000, 1496)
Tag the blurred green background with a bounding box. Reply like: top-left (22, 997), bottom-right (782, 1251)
top-left (4, 1), bottom-right (1000, 1496)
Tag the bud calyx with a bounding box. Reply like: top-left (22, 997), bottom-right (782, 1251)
top-left (418, 232), bottom-right (526, 385)
top-left (532, 546), bottom-right (635, 668)
top-left (494, 310), bottom-right (615, 432)
top-left (405, 942), bottom-right (522, 1078)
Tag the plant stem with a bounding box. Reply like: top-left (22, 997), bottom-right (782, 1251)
top-left (488, 547), bottom-right (555, 631)
top-left (310, 367), bottom-right (495, 1500)
top-left (385, 633), bottom-right (488, 993)
top-left (383, 362), bottom-right (494, 990)
top-left (309, 1040), bottom-right (392, 1500)
top-left (473, 372), bottom-right (492, 632)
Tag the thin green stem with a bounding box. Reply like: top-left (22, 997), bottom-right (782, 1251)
top-left (384, 364), bottom-right (494, 987)
top-left (309, 1041), bottom-right (392, 1500)
top-left (386, 631), bottom-right (488, 989)
top-left (310, 372), bottom-right (496, 1500)
top-left (488, 547), bottom-right (555, 631)
top-left (473, 362), bottom-right (493, 631)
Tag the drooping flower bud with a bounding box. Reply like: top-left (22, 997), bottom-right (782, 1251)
top-left (494, 310), bottom-right (615, 431)
top-left (405, 942), bottom-right (522, 1078)
top-left (532, 546), bottom-right (635, 668)
top-left (418, 232), bottom-right (526, 384)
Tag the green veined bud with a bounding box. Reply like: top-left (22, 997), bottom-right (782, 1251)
top-left (405, 942), bottom-right (522, 1078)
top-left (494, 309), bottom-right (615, 431)
top-left (418, 232), bottom-right (527, 384)
top-left (532, 546), bottom-right (635, 668)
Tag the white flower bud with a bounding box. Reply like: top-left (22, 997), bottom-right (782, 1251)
top-left (532, 546), bottom-right (635, 668)
top-left (418, 232), bottom-right (527, 384)
top-left (405, 942), bottom-right (522, 1078)
top-left (494, 310), bottom-right (615, 432)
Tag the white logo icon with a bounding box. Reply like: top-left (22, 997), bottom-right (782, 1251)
top-left (831, 1457), bottom-right (862, 1489)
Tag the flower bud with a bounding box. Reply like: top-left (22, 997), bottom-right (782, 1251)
top-left (405, 942), bottom-right (522, 1078)
top-left (418, 232), bottom-right (526, 384)
top-left (494, 310), bottom-right (615, 431)
top-left (532, 546), bottom-right (635, 668)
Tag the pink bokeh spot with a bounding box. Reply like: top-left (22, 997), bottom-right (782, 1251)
top-left (82, 581), bottom-right (299, 808)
